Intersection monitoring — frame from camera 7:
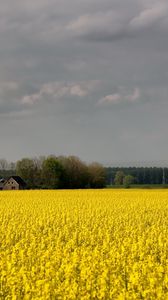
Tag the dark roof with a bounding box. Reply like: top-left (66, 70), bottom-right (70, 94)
top-left (0, 178), bottom-right (5, 187)
top-left (6, 176), bottom-right (27, 186)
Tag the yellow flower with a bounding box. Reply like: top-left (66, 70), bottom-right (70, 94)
top-left (0, 189), bottom-right (167, 299)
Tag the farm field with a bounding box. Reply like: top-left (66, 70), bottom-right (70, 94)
top-left (0, 190), bottom-right (168, 299)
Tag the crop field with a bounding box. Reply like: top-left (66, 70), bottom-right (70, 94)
top-left (0, 190), bottom-right (168, 299)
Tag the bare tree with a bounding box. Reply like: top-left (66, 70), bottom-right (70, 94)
top-left (0, 159), bottom-right (8, 170)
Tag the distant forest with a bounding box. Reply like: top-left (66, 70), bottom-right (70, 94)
top-left (106, 167), bottom-right (168, 185)
top-left (0, 157), bottom-right (167, 189)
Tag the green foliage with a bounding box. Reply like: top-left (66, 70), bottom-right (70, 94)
top-left (114, 171), bottom-right (125, 185)
top-left (2, 156), bottom-right (168, 189)
top-left (16, 158), bottom-right (37, 188)
top-left (14, 155), bottom-right (106, 189)
top-left (123, 175), bottom-right (135, 188)
top-left (58, 156), bottom-right (89, 189)
top-left (42, 156), bottom-right (64, 189)
top-left (106, 167), bottom-right (168, 185)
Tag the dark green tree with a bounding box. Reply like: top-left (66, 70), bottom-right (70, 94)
top-left (42, 156), bottom-right (65, 189)
top-left (88, 162), bottom-right (106, 188)
top-left (58, 156), bottom-right (88, 189)
top-left (114, 171), bottom-right (125, 185)
top-left (16, 158), bottom-right (37, 188)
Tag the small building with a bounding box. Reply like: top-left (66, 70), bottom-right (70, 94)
top-left (0, 178), bottom-right (5, 190)
top-left (3, 176), bottom-right (26, 190)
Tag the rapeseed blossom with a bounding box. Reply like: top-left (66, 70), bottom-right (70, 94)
top-left (0, 190), bottom-right (168, 299)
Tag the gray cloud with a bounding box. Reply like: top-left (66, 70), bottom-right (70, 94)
top-left (0, 0), bottom-right (168, 164)
top-left (66, 1), bottom-right (168, 41)
top-left (98, 88), bottom-right (140, 105)
top-left (21, 80), bottom-right (100, 105)
top-left (66, 10), bottom-right (129, 41)
top-left (130, 2), bottom-right (168, 29)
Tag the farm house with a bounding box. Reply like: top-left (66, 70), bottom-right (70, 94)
top-left (2, 176), bottom-right (26, 190)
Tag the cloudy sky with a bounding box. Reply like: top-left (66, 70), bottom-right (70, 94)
top-left (0, 0), bottom-right (168, 165)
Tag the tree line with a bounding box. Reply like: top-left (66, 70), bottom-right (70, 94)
top-left (106, 167), bottom-right (168, 185)
top-left (0, 157), bottom-right (106, 189)
top-left (0, 158), bottom-right (168, 189)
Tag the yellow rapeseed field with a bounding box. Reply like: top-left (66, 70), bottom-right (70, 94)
top-left (0, 190), bottom-right (168, 299)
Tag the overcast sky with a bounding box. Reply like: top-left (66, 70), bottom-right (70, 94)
top-left (0, 0), bottom-right (168, 165)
